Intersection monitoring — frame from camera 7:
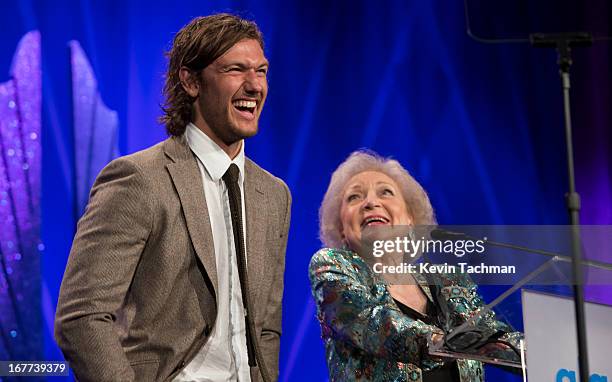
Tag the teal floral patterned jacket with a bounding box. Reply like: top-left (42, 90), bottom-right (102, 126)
top-left (308, 248), bottom-right (521, 382)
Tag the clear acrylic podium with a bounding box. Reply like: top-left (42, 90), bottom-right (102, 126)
top-left (422, 225), bottom-right (612, 376)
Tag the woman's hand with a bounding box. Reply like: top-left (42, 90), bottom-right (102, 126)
top-left (431, 331), bottom-right (445, 347)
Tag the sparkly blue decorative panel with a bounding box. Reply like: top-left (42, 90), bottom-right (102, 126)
top-left (0, 31), bottom-right (42, 360)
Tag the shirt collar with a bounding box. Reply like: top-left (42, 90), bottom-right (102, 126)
top-left (185, 122), bottom-right (245, 184)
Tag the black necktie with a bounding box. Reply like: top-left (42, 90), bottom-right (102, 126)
top-left (222, 164), bottom-right (258, 369)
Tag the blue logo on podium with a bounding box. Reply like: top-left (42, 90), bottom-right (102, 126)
top-left (556, 369), bottom-right (608, 382)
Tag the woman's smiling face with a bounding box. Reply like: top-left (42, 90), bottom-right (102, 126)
top-left (339, 171), bottom-right (412, 250)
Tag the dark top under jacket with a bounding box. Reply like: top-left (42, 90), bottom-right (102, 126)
top-left (393, 298), bottom-right (460, 382)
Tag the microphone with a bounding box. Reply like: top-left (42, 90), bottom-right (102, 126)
top-left (429, 228), bottom-right (470, 241)
top-left (429, 227), bottom-right (612, 270)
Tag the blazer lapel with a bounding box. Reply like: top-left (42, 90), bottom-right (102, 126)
top-left (244, 160), bottom-right (268, 307)
top-left (164, 136), bottom-right (218, 295)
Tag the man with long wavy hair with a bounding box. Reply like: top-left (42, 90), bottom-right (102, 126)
top-left (55, 14), bottom-right (291, 382)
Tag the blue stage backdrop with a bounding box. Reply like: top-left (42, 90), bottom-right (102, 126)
top-left (1, 1), bottom-right (610, 381)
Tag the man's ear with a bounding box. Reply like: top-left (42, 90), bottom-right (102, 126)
top-left (179, 67), bottom-right (200, 98)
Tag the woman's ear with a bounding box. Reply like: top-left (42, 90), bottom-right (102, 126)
top-left (406, 215), bottom-right (414, 226)
top-left (179, 67), bottom-right (200, 98)
top-left (339, 230), bottom-right (348, 249)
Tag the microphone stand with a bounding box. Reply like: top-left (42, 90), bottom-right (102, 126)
top-left (529, 32), bottom-right (593, 382)
top-left (461, 3), bottom-right (600, 377)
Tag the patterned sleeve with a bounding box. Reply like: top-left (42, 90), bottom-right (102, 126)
top-left (308, 248), bottom-right (440, 364)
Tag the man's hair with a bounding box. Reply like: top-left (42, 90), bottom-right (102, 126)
top-left (160, 14), bottom-right (264, 136)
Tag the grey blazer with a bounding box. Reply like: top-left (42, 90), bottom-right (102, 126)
top-left (55, 135), bottom-right (291, 382)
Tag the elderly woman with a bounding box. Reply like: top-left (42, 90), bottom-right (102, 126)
top-left (309, 151), bottom-right (520, 382)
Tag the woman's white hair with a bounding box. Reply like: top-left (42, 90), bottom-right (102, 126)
top-left (319, 150), bottom-right (436, 248)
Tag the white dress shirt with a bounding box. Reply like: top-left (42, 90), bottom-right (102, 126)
top-left (174, 123), bottom-right (250, 382)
